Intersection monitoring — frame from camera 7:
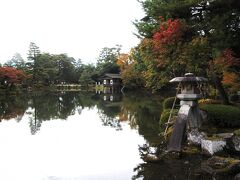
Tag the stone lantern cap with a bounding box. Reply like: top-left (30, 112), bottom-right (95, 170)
top-left (170, 73), bottom-right (207, 83)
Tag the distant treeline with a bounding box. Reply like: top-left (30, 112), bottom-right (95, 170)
top-left (0, 43), bottom-right (122, 90)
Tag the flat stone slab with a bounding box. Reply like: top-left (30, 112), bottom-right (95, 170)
top-left (201, 156), bottom-right (240, 175)
top-left (186, 131), bottom-right (234, 155)
top-left (217, 133), bottom-right (234, 139)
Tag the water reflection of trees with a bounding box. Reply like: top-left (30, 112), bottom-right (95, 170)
top-left (0, 92), bottom-right (163, 139)
top-left (121, 93), bottom-right (163, 144)
top-left (95, 92), bottom-right (163, 137)
top-left (0, 92), bottom-right (98, 134)
top-left (95, 94), bottom-right (123, 130)
top-left (27, 92), bottom-right (97, 134)
top-left (2, 91), bottom-right (212, 179)
top-left (0, 94), bottom-right (28, 121)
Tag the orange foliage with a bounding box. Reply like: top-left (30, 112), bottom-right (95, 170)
top-left (117, 53), bottom-right (131, 70)
top-left (222, 71), bottom-right (240, 92)
top-left (121, 63), bottom-right (144, 88)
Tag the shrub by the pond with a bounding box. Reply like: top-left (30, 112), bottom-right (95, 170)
top-left (159, 108), bottom-right (178, 126)
top-left (163, 97), bottom-right (180, 110)
top-left (200, 104), bottom-right (240, 127)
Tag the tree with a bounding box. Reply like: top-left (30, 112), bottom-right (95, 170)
top-left (34, 53), bottom-right (59, 85)
top-left (55, 54), bottom-right (76, 84)
top-left (96, 45), bottom-right (121, 76)
top-left (79, 64), bottom-right (96, 88)
top-left (210, 49), bottom-right (240, 95)
top-left (28, 42), bottom-right (41, 61)
top-left (0, 67), bottom-right (26, 89)
top-left (117, 50), bottom-right (144, 89)
top-left (117, 52), bottom-right (135, 70)
top-left (5, 53), bottom-right (26, 70)
top-left (27, 42), bottom-right (41, 83)
top-left (134, 0), bottom-right (240, 103)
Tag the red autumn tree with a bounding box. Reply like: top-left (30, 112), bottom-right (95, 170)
top-left (151, 19), bottom-right (188, 76)
top-left (0, 67), bottom-right (26, 88)
top-left (153, 19), bottom-right (186, 46)
top-left (211, 48), bottom-right (240, 93)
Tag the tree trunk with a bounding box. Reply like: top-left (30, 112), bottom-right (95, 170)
top-left (212, 73), bottom-right (230, 105)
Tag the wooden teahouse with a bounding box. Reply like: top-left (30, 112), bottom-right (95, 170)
top-left (96, 73), bottom-right (122, 93)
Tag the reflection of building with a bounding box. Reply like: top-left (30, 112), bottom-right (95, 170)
top-left (103, 95), bottom-right (118, 102)
top-left (96, 73), bottom-right (122, 94)
top-left (101, 93), bottom-right (123, 103)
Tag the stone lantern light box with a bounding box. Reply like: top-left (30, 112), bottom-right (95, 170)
top-left (170, 73), bottom-right (207, 101)
top-left (167, 73), bottom-right (207, 152)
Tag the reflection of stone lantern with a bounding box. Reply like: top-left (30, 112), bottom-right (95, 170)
top-left (168, 73), bottom-right (207, 152)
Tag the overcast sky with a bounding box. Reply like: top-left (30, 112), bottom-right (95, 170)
top-left (0, 0), bottom-right (145, 64)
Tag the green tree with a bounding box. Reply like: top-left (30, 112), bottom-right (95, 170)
top-left (34, 53), bottom-right (59, 85)
top-left (73, 58), bottom-right (84, 83)
top-left (96, 45), bottom-right (121, 76)
top-left (27, 42), bottom-right (41, 84)
top-left (5, 53), bottom-right (26, 70)
top-left (55, 54), bottom-right (76, 84)
top-left (28, 42), bottom-right (41, 60)
top-left (79, 64), bottom-right (96, 88)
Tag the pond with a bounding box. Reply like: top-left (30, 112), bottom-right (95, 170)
top-left (0, 91), bottom-right (227, 180)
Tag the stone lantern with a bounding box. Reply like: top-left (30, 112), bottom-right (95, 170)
top-left (170, 73), bottom-right (207, 128)
top-left (167, 73), bottom-right (207, 152)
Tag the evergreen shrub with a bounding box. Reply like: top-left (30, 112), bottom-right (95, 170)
top-left (159, 108), bottom-right (178, 126)
top-left (163, 97), bottom-right (180, 110)
top-left (200, 104), bottom-right (240, 127)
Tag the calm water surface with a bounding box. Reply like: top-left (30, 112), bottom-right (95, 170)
top-left (0, 91), bottom-right (164, 180)
top-left (0, 91), bottom-right (222, 180)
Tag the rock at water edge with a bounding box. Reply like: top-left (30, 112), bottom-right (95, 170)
top-left (201, 139), bottom-right (226, 155)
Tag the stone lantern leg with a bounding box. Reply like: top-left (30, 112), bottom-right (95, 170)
top-left (167, 73), bottom-right (207, 152)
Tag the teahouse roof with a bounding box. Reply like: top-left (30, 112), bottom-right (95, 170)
top-left (99, 73), bottom-right (121, 80)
